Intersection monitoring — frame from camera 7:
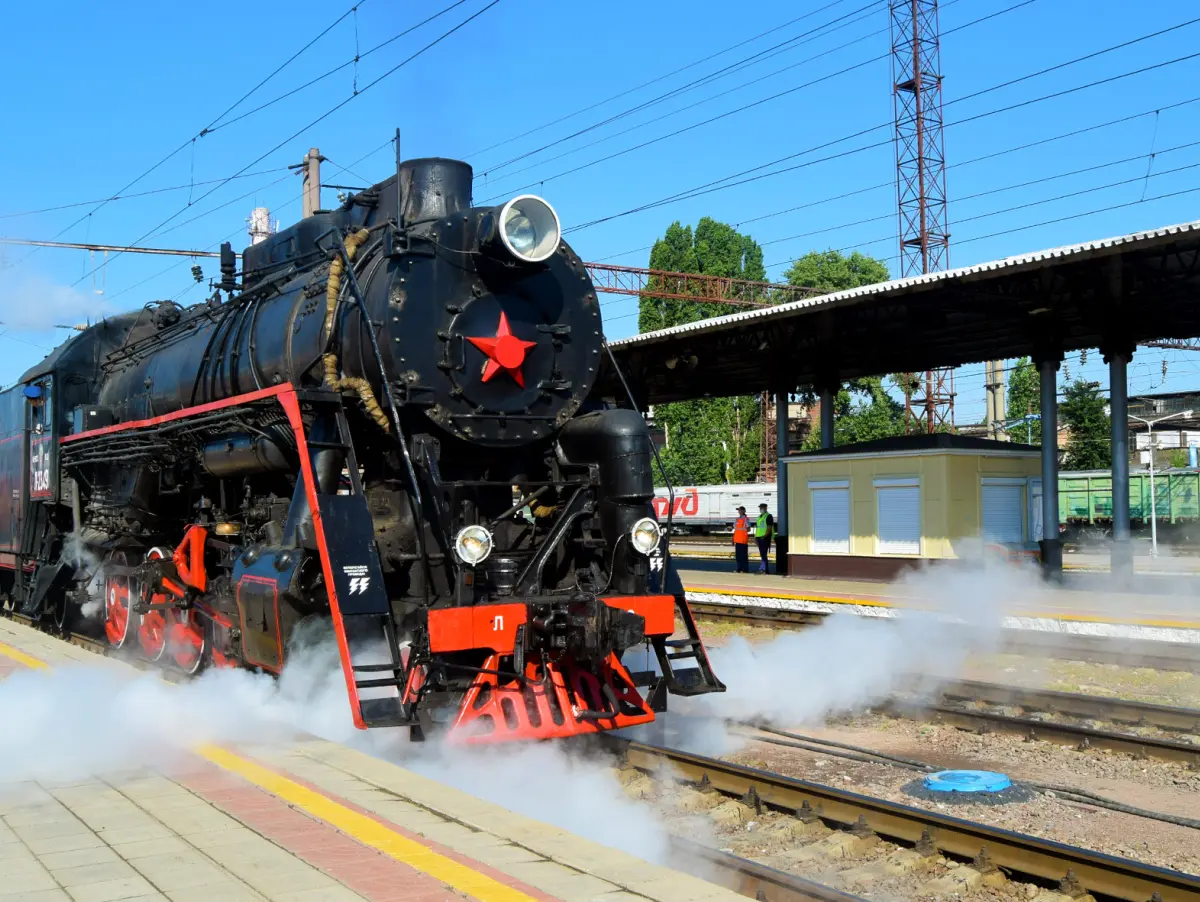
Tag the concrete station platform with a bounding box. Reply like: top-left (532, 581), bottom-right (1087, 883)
top-left (0, 619), bottom-right (744, 902)
top-left (678, 566), bottom-right (1200, 640)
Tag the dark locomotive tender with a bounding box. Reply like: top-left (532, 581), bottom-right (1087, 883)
top-left (0, 157), bottom-right (723, 742)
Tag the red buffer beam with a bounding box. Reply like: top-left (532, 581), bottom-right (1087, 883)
top-left (585, 263), bottom-right (819, 308)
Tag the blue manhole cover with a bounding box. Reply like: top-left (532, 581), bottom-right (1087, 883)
top-left (922, 770), bottom-right (1012, 793)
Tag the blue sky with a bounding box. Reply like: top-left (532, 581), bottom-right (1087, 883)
top-left (2, 0), bottom-right (1199, 425)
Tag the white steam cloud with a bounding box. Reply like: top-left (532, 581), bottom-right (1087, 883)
top-left (662, 546), bottom-right (1031, 737)
top-left (0, 272), bottom-right (116, 332)
top-left (0, 621), bottom-right (672, 864)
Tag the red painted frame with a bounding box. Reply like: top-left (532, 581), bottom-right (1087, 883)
top-left (62, 385), bottom-right (370, 728)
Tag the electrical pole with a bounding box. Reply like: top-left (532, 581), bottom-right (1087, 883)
top-left (984, 360), bottom-right (1008, 440)
top-left (298, 148), bottom-right (324, 218)
top-left (891, 0), bottom-right (953, 433)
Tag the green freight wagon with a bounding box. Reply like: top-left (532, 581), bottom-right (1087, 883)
top-left (1058, 468), bottom-right (1200, 535)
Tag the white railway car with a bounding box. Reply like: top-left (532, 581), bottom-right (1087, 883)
top-left (652, 482), bottom-right (778, 534)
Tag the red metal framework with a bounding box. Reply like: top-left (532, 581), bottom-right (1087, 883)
top-left (585, 262), bottom-right (816, 308)
top-left (891, 0), bottom-right (954, 432)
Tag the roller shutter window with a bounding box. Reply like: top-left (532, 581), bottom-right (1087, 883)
top-left (876, 484), bottom-right (921, 555)
top-left (811, 485), bottom-right (850, 554)
top-left (982, 484), bottom-right (1024, 544)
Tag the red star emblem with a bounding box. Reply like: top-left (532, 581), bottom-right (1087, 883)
top-left (466, 311), bottom-right (537, 387)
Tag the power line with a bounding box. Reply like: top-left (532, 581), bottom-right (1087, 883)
top-left (758, 141), bottom-right (1200, 253)
top-left (475, 0), bottom-right (888, 184)
top-left (7, 1), bottom-right (366, 274)
top-left (0, 238), bottom-right (227, 258)
top-left (595, 94), bottom-right (1200, 266)
top-left (72, 0), bottom-right (501, 290)
top-left (765, 178), bottom-right (1200, 271)
top-left (0, 168), bottom-right (293, 221)
top-left (566, 18), bottom-right (1200, 234)
top-left (202, 0), bottom-right (472, 136)
top-left (465, 0), bottom-right (864, 162)
top-left (489, 0), bottom-right (1033, 206)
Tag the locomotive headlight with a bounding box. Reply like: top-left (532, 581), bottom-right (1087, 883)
top-left (629, 517), bottom-right (662, 556)
top-left (499, 195), bottom-right (560, 263)
top-left (454, 525), bottom-right (494, 566)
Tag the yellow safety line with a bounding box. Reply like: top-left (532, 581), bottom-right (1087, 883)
top-left (0, 638), bottom-right (50, 670)
top-left (196, 745), bottom-right (536, 902)
top-left (0, 640), bottom-right (535, 902)
top-left (680, 581), bottom-right (1200, 630)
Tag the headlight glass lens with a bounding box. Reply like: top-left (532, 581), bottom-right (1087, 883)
top-left (505, 214), bottom-right (536, 254)
top-left (500, 195), bottom-right (561, 263)
top-left (454, 525), bottom-right (493, 566)
top-left (630, 517), bottom-right (662, 555)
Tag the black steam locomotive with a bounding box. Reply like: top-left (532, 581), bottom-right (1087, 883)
top-left (0, 158), bottom-right (723, 742)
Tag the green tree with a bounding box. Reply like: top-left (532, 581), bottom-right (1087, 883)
top-left (800, 377), bottom-right (906, 450)
top-left (1060, 379), bottom-right (1111, 470)
top-left (783, 249), bottom-right (890, 292)
top-left (638, 218), bottom-right (766, 333)
top-left (1006, 356), bottom-right (1041, 446)
top-left (784, 249), bottom-right (901, 449)
top-left (640, 219), bottom-right (767, 484)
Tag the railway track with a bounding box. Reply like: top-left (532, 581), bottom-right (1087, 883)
top-left (688, 601), bottom-right (1200, 673)
top-left (667, 838), bottom-right (866, 901)
top-left (610, 737), bottom-right (1200, 902)
top-left (1, 613), bottom-right (879, 902)
top-left (903, 678), bottom-right (1200, 766)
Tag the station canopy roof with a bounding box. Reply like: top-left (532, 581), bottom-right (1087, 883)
top-left (598, 220), bottom-right (1200, 406)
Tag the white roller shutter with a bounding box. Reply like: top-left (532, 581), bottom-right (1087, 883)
top-left (876, 483), bottom-right (920, 555)
top-left (982, 483), bottom-right (1024, 544)
top-left (811, 483), bottom-right (850, 554)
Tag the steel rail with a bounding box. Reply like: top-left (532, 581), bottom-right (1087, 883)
top-left (611, 738), bottom-right (1200, 902)
top-left (908, 704), bottom-right (1200, 766)
top-left (936, 679), bottom-right (1200, 733)
top-left (687, 602), bottom-right (1200, 673)
top-left (667, 837), bottom-right (867, 902)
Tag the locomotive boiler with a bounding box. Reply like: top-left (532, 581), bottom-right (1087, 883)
top-left (0, 157), bottom-right (723, 742)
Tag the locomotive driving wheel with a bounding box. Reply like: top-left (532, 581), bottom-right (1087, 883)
top-left (103, 552), bottom-right (136, 649)
top-left (166, 608), bottom-right (207, 675)
top-left (135, 548), bottom-right (170, 662)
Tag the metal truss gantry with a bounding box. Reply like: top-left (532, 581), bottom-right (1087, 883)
top-left (891, 0), bottom-right (954, 433)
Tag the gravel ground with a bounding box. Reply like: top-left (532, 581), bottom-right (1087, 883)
top-left (960, 653), bottom-right (1200, 709)
top-left (621, 760), bottom-right (1102, 901)
top-left (723, 714), bottom-right (1200, 876)
top-left (689, 617), bottom-right (1200, 878)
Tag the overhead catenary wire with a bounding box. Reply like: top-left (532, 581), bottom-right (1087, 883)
top-left (474, 0), bottom-right (891, 184)
top-left (567, 19), bottom-right (1200, 234)
top-left (0, 168), bottom-right (293, 221)
top-left (465, 0), bottom-right (866, 161)
top-left (201, 0), bottom-right (473, 137)
top-left (756, 143), bottom-right (1200, 253)
top-left (72, 0), bottom-right (502, 290)
top-left (599, 180), bottom-right (1200, 328)
top-left (596, 94), bottom-right (1200, 265)
top-left (7, 0), bottom-right (368, 273)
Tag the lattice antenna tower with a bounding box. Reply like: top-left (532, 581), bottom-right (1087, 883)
top-left (891, 0), bottom-right (954, 432)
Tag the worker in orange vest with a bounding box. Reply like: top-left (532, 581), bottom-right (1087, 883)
top-left (732, 506), bottom-right (751, 573)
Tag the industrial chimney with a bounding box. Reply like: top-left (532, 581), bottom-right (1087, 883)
top-left (247, 207), bottom-right (275, 245)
